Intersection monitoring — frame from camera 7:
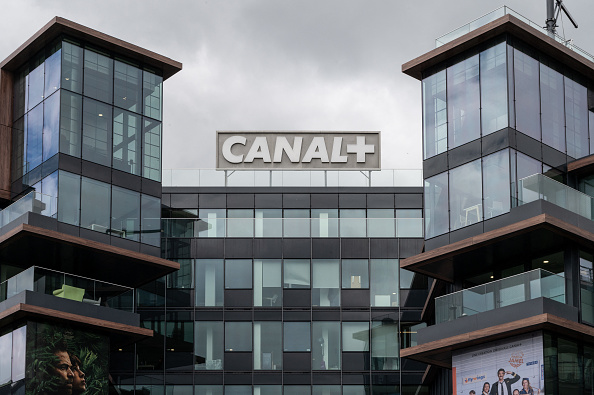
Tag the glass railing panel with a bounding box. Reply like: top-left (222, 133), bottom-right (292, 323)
top-left (254, 218), bottom-right (282, 237)
top-left (226, 218), bottom-right (254, 237)
top-left (367, 218), bottom-right (395, 237)
top-left (199, 169), bottom-right (226, 186)
top-left (340, 218), bottom-right (367, 237)
top-left (0, 192), bottom-right (57, 228)
top-left (227, 170), bottom-right (255, 187)
top-left (283, 218), bottom-right (310, 237)
top-left (311, 217), bottom-right (339, 238)
top-left (396, 218), bottom-right (424, 237)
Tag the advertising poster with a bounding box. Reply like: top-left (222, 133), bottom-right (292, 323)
top-left (452, 332), bottom-right (544, 395)
top-left (26, 322), bottom-right (109, 395)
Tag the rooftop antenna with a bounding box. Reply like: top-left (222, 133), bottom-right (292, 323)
top-left (545, 0), bottom-right (578, 38)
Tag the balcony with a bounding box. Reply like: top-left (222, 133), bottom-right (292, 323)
top-left (0, 266), bottom-right (134, 312)
top-left (162, 217), bottom-right (424, 238)
top-left (518, 173), bottom-right (592, 219)
top-left (435, 269), bottom-right (565, 324)
top-left (0, 191), bottom-right (56, 228)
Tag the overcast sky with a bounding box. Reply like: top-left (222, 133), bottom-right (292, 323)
top-left (1, 0), bottom-right (593, 171)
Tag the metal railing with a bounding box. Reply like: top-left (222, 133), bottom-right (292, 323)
top-left (0, 191), bottom-right (56, 228)
top-left (0, 266), bottom-right (134, 312)
top-left (435, 269), bottom-right (565, 324)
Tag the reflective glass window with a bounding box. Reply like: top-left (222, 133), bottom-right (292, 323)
top-left (0, 332), bottom-right (11, 385)
top-left (166, 386), bottom-right (192, 395)
top-left (44, 47), bottom-right (61, 99)
top-left (422, 69), bottom-right (447, 158)
top-left (312, 259), bottom-right (340, 307)
top-left (225, 322), bottom-right (252, 351)
top-left (227, 209), bottom-right (254, 237)
top-left (343, 386), bottom-right (367, 395)
top-left (482, 149), bottom-right (510, 220)
top-left (41, 171), bottom-right (58, 218)
top-left (284, 322), bottom-right (310, 351)
top-left (80, 177), bottom-right (111, 232)
top-left (82, 98), bottom-right (112, 166)
top-left (143, 70), bottom-right (163, 120)
top-left (62, 41), bottom-right (83, 93)
top-left (196, 386), bottom-right (223, 395)
top-left (254, 259), bottom-right (282, 307)
top-left (141, 194), bottom-right (161, 247)
top-left (167, 259), bottom-right (193, 289)
top-left (195, 259), bottom-right (224, 307)
top-left (312, 322), bottom-right (340, 370)
top-left (111, 186), bottom-right (140, 241)
top-left (84, 49), bottom-right (113, 103)
top-left (58, 171), bottom-right (80, 226)
top-left (371, 319), bottom-right (399, 370)
top-left (540, 63), bottom-right (565, 151)
top-left (480, 42), bottom-right (508, 135)
top-left (114, 60), bottom-right (142, 112)
top-left (43, 91), bottom-right (60, 161)
top-left (514, 49), bottom-right (541, 140)
top-left (165, 320), bottom-right (193, 370)
top-left (225, 387), bottom-right (251, 395)
top-left (28, 63), bottom-right (45, 111)
top-left (283, 209), bottom-right (310, 237)
top-left (194, 321), bottom-right (223, 370)
top-left (255, 209), bottom-right (281, 237)
top-left (284, 259), bottom-right (310, 288)
top-left (515, 152), bottom-right (542, 205)
top-left (60, 91), bottom-right (82, 157)
top-left (447, 55), bottom-right (480, 149)
top-left (370, 259), bottom-right (398, 307)
top-left (396, 209), bottom-right (423, 237)
top-left (26, 104), bottom-right (43, 172)
top-left (580, 251), bottom-right (594, 325)
top-left (11, 326), bottom-right (25, 382)
top-left (312, 208), bottom-right (338, 237)
top-left (340, 209), bottom-right (366, 237)
top-left (254, 321), bottom-right (282, 370)
top-left (198, 209), bottom-right (226, 237)
top-left (254, 386), bottom-right (282, 395)
top-left (367, 209), bottom-right (395, 237)
top-left (449, 159), bottom-right (482, 231)
top-left (312, 386), bottom-right (341, 395)
top-left (342, 322), bottom-right (369, 352)
top-left (143, 118), bottom-right (162, 181)
top-left (424, 172), bottom-right (448, 238)
top-left (342, 259), bottom-right (369, 289)
top-left (565, 77), bottom-right (589, 158)
top-left (11, 117), bottom-right (25, 181)
top-left (285, 387), bottom-right (311, 395)
top-left (113, 109), bottom-right (141, 175)
top-left (225, 259), bottom-right (252, 289)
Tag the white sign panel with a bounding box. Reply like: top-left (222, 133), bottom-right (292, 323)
top-left (452, 332), bottom-right (545, 395)
top-left (216, 131), bottom-right (381, 170)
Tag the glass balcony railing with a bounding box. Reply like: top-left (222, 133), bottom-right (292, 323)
top-left (162, 217), bottom-right (424, 238)
top-left (162, 169), bottom-right (423, 187)
top-left (0, 266), bottom-right (134, 312)
top-left (0, 191), bottom-right (57, 228)
top-left (518, 173), bottom-right (593, 220)
top-left (435, 6), bottom-right (594, 63)
top-left (435, 269), bottom-right (565, 324)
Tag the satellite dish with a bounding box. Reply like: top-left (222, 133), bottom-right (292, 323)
top-left (545, 0), bottom-right (578, 38)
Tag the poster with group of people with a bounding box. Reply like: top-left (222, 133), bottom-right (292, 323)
top-left (452, 332), bottom-right (544, 395)
top-left (25, 321), bottom-right (109, 395)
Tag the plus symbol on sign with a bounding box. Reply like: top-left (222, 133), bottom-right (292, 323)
top-left (346, 136), bottom-right (375, 163)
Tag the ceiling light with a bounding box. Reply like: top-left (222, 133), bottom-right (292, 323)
top-left (543, 260), bottom-right (549, 263)
top-left (65, 78), bottom-right (70, 80)
top-left (490, 275), bottom-right (494, 279)
top-left (98, 113), bottom-right (103, 117)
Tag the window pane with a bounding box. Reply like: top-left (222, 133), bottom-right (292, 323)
top-left (26, 104), bottom-right (43, 172)
top-left (41, 171), bottom-right (58, 218)
top-left (141, 194), bottom-right (161, 247)
top-left (343, 322), bottom-right (369, 352)
top-left (111, 186), bottom-right (140, 241)
top-left (540, 62), bottom-right (565, 151)
top-left (113, 109), bottom-right (141, 175)
top-left (225, 387), bottom-right (250, 395)
top-left (114, 60), bottom-right (142, 112)
top-left (424, 172), bottom-right (448, 238)
top-left (343, 386), bottom-right (367, 395)
top-left (225, 322), bottom-right (252, 351)
top-left (254, 321), bottom-right (282, 370)
top-left (514, 48), bottom-right (541, 140)
top-left (227, 209), bottom-right (254, 237)
top-left (342, 259), bottom-right (369, 289)
top-left (62, 41), bottom-right (83, 93)
top-left (59, 91), bottom-right (82, 157)
top-left (565, 77), bottom-right (589, 159)
top-left (312, 386), bottom-right (341, 395)
top-left (422, 70), bottom-right (447, 158)
top-left (254, 386), bottom-right (282, 395)
top-left (143, 118), bottom-right (162, 181)
top-left (367, 209), bottom-right (395, 237)
top-left (57, 171), bottom-right (80, 225)
top-left (255, 209), bottom-right (281, 237)
top-left (80, 177), bottom-right (110, 232)
top-left (371, 319), bottom-right (399, 370)
top-left (284, 209), bottom-right (310, 237)
top-left (447, 55), bottom-right (480, 149)
top-left (483, 149), bottom-right (510, 220)
top-left (12, 117), bottom-right (25, 180)
top-left (225, 259), bottom-right (252, 289)
top-left (43, 91), bottom-right (60, 161)
top-left (84, 49), bottom-right (113, 103)
top-left (580, 251), bottom-right (594, 325)
top-left (28, 63), bottom-right (45, 111)
top-left (198, 209), bottom-right (226, 237)
top-left (194, 321), bottom-right (223, 370)
top-left (312, 322), bottom-right (340, 370)
top-left (44, 47), bottom-right (61, 99)
top-left (285, 387), bottom-right (311, 395)
top-left (311, 209), bottom-right (338, 237)
top-left (82, 98), bottom-right (112, 166)
top-left (196, 386), bottom-right (223, 395)
top-left (515, 151), bottom-right (542, 205)
top-left (396, 209), bottom-right (423, 237)
top-left (340, 209), bottom-right (366, 237)
top-left (284, 259), bottom-right (310, 288)
top-left (195, 259), bottom-right (223, 307)
top-left (480, 42), bottom-right (508, 135)
top-left (449, 159), bottom-right (482, 230)
top-left (284, 322), bottom-right (310, 351)
top-left (0, 332), bottom-right (11, 385)
top-left (254, 259), bottom-right (282, 307)
top-left (143, 71), bottom-right (163, 120)
top-left (370, 259), bottom-right (398, 307)
top-left (312, 259), bottom-right (340, 307)
top-left (11, 326), bottom-right (26, 382)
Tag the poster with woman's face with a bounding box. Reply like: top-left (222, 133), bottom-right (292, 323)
top-left (25, 322), bottom-right (109, 395)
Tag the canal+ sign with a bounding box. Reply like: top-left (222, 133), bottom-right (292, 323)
top-left (216, 131), bottom-right (380, 170)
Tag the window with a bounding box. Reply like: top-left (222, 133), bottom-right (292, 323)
top-left (26, 104), bottom-right (43, 172)
top-left (254, 321), bottom-right (282, 370)
top-left (82, 98), bottom-right (112, 166)
top-left (28, 63), bottom-right (44, 111)
top-left (59, 91), bottom-right (82, 157)
top-left (225, 259), bottom-right (252, 289)
top-left (143, 70), bottom-right (163, 121)
top-left (111, 186), bottom-right (140, 241)
top-left (42, 90), bottom-right (60, 161)
top-left (254, 259), bottom-right (282, 307)
top-left (114, 60), bottom-right (142, 113)
top-left (367, 209), bottom-right (395, 237)
top-left (284, 259), bottom-right (310, 288)
top-left (194, 322), bottom-right (223, 370)
top-left (370, 259), bottom-right (398, 307)
top-left (396, 209), bottom-right (423, 237)
top-left (371, 319), bottom-right (399, 370)
top-left (195, 386), bottom-right (223, 395)
top-left (284, 209), bottom-right (310, 237)
top-left (113, 109), bottom-right (141, 175)
top-left (141, 194), bottom-right (161, 247)
top-left (143, 118), bottom-right (162, 181)
top-left (540, 62), bottom-right (565, 152)
top-left (58, 171), bottom-right (80, 226)
top-left (0, 332), bottom-right (11, 384)
top-left (340, 209), bottom-right (366, 237)
top-left (580, 251), bottom-right (594, 325)
top-left (312, 322), bottom-right (340, 370)
top-left (62, 41), bottom-right (83, 94)
top-left (227, 209), bottom-right (253, 237)
top-left (284, 322), bottom-right (310, 351)
top-left (449, 159), bottom-right (482, 231)
top-left (482, 149), bottom-right (510, 219)
top-left (447, 55), bottom-right (480, 149)
top-left (44, 46), bottom-right (61, 99)
top-left (312, 259), bottom-right (340, 307)
top-left (422, 69), bottom-right (447, 158)
top-left (564, 76), bottom-right (588, 159)
top-left (342, 322), bottom-right (369, 352)
top-left (480, 42), bottom-right (508, 135)
top-left (255, 209), bottom-right (281, 237)
top-left (311, 209), bottom-right (338, 237)
top-left (342, 259), bottom-right (369, 289)
top-left (80, 177), bottom-right (110, 233)
top-left (84, 49), bottom-right (113, 103)
top-left (424, 172), bottom-right (448, 238)
top-left (195, 259), bottom-right (223, 307)
top-left (225, 322), bottom-right (252, 352)
top-left (514, 48), bottom-right (541, 140)
top-left (198, 209), bottom-right (226, 237)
